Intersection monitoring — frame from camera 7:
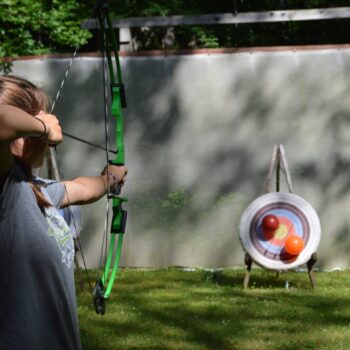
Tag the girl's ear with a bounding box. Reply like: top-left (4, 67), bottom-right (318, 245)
top-left (9, 138), bottom-right (24, 157)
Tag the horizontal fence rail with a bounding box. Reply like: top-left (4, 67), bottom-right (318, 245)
top-left (82, 7), bottom-right (350, 29)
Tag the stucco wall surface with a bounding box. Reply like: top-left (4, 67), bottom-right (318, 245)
top-left (10, 46), bottom-right (350, 269)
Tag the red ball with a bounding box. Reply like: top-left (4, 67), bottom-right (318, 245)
top-left (262, 214), bottom-right (280, 231)
top-left (285, 235), bottom-right (304, 255)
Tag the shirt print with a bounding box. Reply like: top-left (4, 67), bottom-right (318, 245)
top-left (45, 207), bottom-right (75, 268)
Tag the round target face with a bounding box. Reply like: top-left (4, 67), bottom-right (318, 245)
top-left (239, 192), bottom-right (321, 270)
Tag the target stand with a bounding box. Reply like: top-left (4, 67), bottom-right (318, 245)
top-left (240, 145), bottom-right (321, 289)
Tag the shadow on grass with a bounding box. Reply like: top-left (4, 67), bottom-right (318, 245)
top-left (78, 270), bottom-right (350, 350)
top-left (199, 269), bottom-right (290, 288)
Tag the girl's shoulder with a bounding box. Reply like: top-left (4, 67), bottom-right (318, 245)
top-left (33, 176), bottom-right (56, 186)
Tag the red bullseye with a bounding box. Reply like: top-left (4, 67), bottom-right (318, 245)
top-left (262, 215), bottom-right (280, 231)
top-left (284, 235), bottom-right (304, 255)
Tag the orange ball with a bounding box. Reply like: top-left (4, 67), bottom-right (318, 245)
top-left (284, 235), bottom-right (304, 255)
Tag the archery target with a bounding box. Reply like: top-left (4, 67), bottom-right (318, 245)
top-left (239, 192), bottom-right (321, 270)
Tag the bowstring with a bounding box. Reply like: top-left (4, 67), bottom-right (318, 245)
top-left (52, 147), bottom-right (94, 301)
top-left (49, 14), bottom-right (97, 303)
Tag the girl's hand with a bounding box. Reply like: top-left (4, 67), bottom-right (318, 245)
top-left (101, 164), bottom-right (128, 191)
top-left (34, 111), bottom-right (62, 145)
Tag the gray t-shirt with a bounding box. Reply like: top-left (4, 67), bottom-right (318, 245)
top-left (0, 161), bottom-right (81, 350)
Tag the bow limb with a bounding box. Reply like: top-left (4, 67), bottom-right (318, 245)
top-left (93, 1), bottom-right (128, 315)
top-left (45, 0), bottom-right (127, 316)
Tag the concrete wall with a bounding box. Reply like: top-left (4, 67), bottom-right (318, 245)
top-left (10, 46), bottom-right (350, 269)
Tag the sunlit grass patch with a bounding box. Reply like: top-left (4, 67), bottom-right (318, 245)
top-left (77, 268), bottom-right (350, 350)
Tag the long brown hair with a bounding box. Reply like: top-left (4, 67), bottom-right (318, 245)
top-left (0, 75), bottom-right (52, 208)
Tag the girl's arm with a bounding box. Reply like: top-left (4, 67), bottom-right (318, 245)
top-left (61, 165), bottom-right (128, 207)
top-left (0, 105), bottom-right (48, 142)
top-left (0, 105), bottom-right (61, 176)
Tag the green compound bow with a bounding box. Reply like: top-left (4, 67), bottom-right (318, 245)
top-left (92, 0), bottom-right (128, 315)
top-left (50, 0), bottom-right (128, 316)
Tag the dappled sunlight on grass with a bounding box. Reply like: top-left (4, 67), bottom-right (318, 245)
top-left (77, 268), bottom-right (350, 350)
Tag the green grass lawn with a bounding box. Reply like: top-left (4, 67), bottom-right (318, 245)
top-left (77, 268), bottom-right (350, 350)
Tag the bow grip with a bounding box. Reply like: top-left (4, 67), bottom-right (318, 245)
top-left (108, 159), bottom-right (125, 195)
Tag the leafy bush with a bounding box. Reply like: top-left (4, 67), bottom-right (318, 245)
top-left (0, 0), bottom-right (92, 72)
top-left (2, 0), bottom-right (350, 72)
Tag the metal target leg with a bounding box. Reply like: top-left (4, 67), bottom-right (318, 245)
top-left (307, 252), bottom-right (318, 289)
top-left (243, 253), bottom-right (253, 289)
top-left (264, 144), bottom-right (293, 194)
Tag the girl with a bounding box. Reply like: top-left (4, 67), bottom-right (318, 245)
top-left (0, 75), bottom-right (127, 349)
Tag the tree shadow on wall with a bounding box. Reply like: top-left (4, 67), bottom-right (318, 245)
top-left (41, 50), bottom-right (350, 269)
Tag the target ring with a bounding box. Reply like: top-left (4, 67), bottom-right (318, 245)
top-left (240, 192), bottom-right (321, 270)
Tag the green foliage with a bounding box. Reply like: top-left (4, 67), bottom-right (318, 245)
top-left (1, 0), bottom-right (350, 71)
top-left (191, 27), bottom-right (219, 48)
top-left (130, 189), bottom-right (200, 230)
top-left (0, 0), bottom-right (92, 72)
top-left (109, 0), bottom-right (350, 50)
top-left (130, 189), bottom-right (244, 236)
top-left (45, 1), bottom-right (92, 47)
top-left (160, 190), bottom-right (191, 210)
